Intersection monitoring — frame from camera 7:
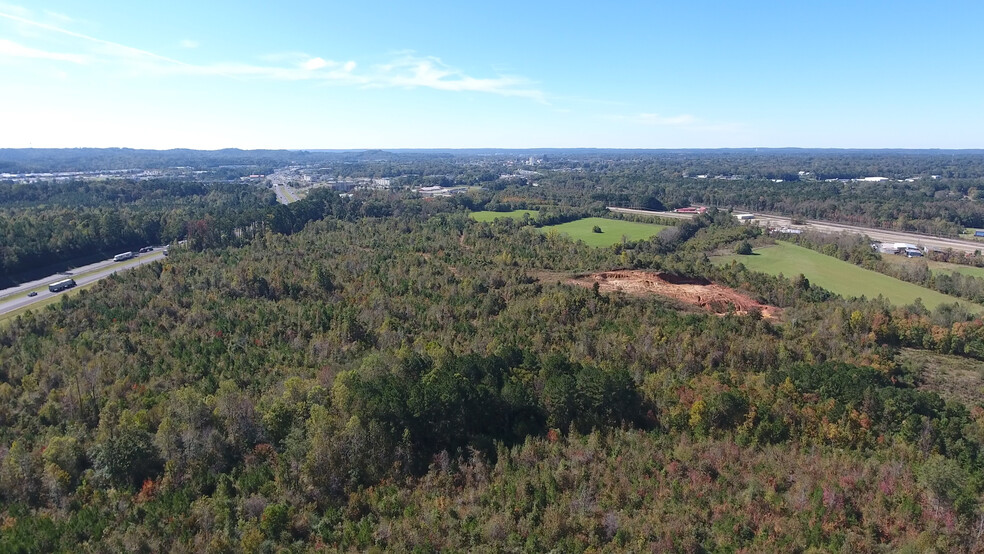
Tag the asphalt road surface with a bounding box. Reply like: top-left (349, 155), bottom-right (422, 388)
top-left (0, 251), bottom-right (165, 318)
top-left (607, 207), bottom-right (984, 254)
top-left (272, 183), bottom-right (298, 204)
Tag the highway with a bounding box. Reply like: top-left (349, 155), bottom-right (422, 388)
top-left (272, 183), bottom-right (298, 204)
top-left (608, 207), bottom-right (984, 254)
top-left (0, 251), bottom-right (165, 318)
top-left (267, 168), bottom-right (299, 204)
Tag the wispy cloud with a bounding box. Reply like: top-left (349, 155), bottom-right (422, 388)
top-left (302, 57), bottom-right (328, 70)
top-left (0, 3), bottom-right (29, 17)
top-left (377, 54), bottom-right (544, 101)
top-left (160, 60), bottom-right (363, 83)
top-left (0, 9), bottom-right (199, 70)
top-left (0, 38), bottom-right (88, 64)
top-left (179, 39), bottom-right (199, 49)
top-left (41, 10), bottom-right (72, 23)
top-left (0, 8), bottom-right (545, 101)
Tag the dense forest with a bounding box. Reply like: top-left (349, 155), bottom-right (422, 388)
top-left (0, 180), bottom-right (275, 283)
top-left (4, 150), bottom-right (984, 550)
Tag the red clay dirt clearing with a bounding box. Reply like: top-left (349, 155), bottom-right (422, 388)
top-left (570, 270), bottom-right (781, 319)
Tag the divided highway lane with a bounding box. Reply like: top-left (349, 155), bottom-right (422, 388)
top-left (608, 207), bottom-right (984, 254)
top-left (0, 255), bottom-right (140, 301)
top-left (272, 183), bottom-right (298, 204)
top-left (0, 251), bottom-right (165, 318)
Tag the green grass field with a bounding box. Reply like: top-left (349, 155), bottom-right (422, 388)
top-left (469, 210), bottom-right (539, 222)
top-left (940, 264), bottom-right (984, 279)
top-left (715, 241), bottom-right (981, 312)
top-left (540, 217), bottom-right (669, 247)
top-left (879, 254), bottom-right (984, 279)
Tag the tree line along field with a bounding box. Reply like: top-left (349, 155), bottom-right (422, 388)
top-left (469, 211), bottom-right (669, 247)
top-left (469, 209), bottom-right (539, 222)
top-left (878, 254), bottom-right (984, 280)
top-left (472, 210), bottom-right (981, 307)
top-left (715, 241), bottom-right (982, 312)
top-left (540, 217), bottom-right (669, 247)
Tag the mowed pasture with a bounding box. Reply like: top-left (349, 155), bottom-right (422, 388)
top-left (715, 241), bottom-right (981, 312)
top-left (540, 217), bottom-right (669, 247)
top-left (469, 210), bottom-right (539, 222)
top-left (879, 254), bottom-right (984, 279)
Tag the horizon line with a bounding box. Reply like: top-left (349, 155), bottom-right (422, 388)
top-left (2, 146), bottom-right (984, 153)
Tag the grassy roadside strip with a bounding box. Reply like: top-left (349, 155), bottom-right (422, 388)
top-left (283, 185), bottom-right (299, 202)
top-left (0, 280), bottom-right (100, 327)
top-left (0, 254), bottom-right (163, 302)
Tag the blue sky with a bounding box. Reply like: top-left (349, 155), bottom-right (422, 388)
top-left (1, 1), bottom-right (982, 149)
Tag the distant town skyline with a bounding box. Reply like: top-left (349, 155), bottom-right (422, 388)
top-left (1, 1), bottom-right (982, 150)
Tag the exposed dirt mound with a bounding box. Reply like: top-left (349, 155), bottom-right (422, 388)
top-left (653, 272), bottom-right (711, 286)
top-left (571, 270), bottom-right (781, 319)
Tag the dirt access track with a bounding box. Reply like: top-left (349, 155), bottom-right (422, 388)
top-left (570, 270), bottom-right (781, 319)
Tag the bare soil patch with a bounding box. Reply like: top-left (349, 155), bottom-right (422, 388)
top-left (570, 270), bottom-right (781, 318)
